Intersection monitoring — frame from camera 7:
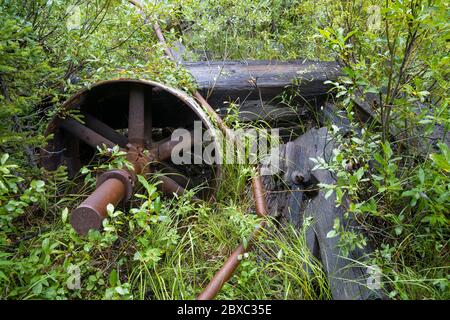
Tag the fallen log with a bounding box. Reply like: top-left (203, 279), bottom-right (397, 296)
top-left (184, 60), bottom-right (341, 107)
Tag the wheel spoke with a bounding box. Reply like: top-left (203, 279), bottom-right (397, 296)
top-left (149, 130), bottom-right (194, 162)
top-left (144, 89), bottom-right (152, 148)
top-left (60, 117), bottom-right (115, 150)
top-left (83, 113), bottom-right (128, 147)
top-left (63, 131), bottom-right (81, 178)
top-left (158, 162), bottom-right (191, 189)
top-left (157, 175), bottom-right (199, 201)
top-left (128, 85), bottom-right (145, 147)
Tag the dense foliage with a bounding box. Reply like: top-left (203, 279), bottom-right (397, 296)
top-left (0, 0), bottom-right (448, 300)
top-left (317, 0), bottom-right (449, 299)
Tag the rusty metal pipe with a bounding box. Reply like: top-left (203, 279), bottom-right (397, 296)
top-left (157, 175), bottom-right (201, 202)
top-left (197, 173), bottom-right (268, 300)
top-left (197, 221), bottom-right (267, 300)
top-left (252, 174), bottom-right (269, 218)
top-left (60, 117), bottom-right (115, 150)
top-left (149, 130), bottom-right (194, 162)
top-left (193, 92), bottom-right (235, 142)
top-left (158, 175), bottom-right (187, 196)
top-left (71, 178), bottom-right (126, 235)
top-left (71, 169), bottom-right (135, 235)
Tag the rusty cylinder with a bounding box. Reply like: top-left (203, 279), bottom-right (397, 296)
top-left (196, 244), bottom-right (248, 300)
top-left (196, 174), bottom-right (268, 300)
top-left (71, 177), bottom-right (127, 235)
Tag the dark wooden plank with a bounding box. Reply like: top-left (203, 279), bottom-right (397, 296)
top-left (297, 128), bottom-right (375, 300)
top-left (184, 60), bottom-right (341, 106)
top-left (261, 127), bottom-right (382, 300)
top-left (320, 102), bottom-right (353, 133)
top-left (219, 99), bottom-right (307, 125)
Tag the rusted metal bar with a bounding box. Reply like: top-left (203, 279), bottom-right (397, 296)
top-left (71, 169), bottom-right (134, 235)
top-left (153, 22), bottom-right (175, 60)
top-left (197, 243), bottom-right (248, 300)
top-left (60, 117), bottom-right (116, 149)
top-left (71, 178), bottom-right (125, 235)
top-left (252, 174), bottom-right (269, 218)
top-left (83, 113), bottom-right (128, 147)
top-left (128, 0), bottom-right (174, 59)
top-left (63, 131), bottom-right (81, 178)
top-left (193, 92), bottom-right (235, 142)
top-left (149, 130), bottom-right (194, 162)
top-left (197, 222), bottom-right (267, 299)
top-left (197, 174), bottom-right (268, 300)
top-left (158, 175), bottom-right (192, 199)
top-left (128, 85), bottom-right (146, 147)
top-left (128, 0), bottom-right (269, 300)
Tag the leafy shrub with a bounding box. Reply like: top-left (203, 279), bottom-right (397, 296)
top-left (316, 0), bottom-right (449, 299)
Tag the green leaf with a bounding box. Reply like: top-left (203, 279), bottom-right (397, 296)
top-left (109, 269), bottom-right (118, 287)
top-left (277, 249), bottom-right (283, 260)
top-left (1, 154), bottom-right (9, 165)
top-left (418, 168), bottom-right (425, 184)
top-left (355, 167), bottom-right (365, 180)
top-left (115, 286), bottom-right (129, 295)
top-left (31, 180), bottom-right (45, 190)
top-left (333, 217), bottom-right (340, 230)
top-left (326, 230), bottom-right (338, 238)
top-left (32, 282), bottom-right (43, 296)
top-left (42, 238), bottom-right (50, 250)
top-left (324, 189), bottom-right (334, 199)
top-left (430, 144), bottom-right (450, 172)
top-left (382, 142), bottom-right (393, 160)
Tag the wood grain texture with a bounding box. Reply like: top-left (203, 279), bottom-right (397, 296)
top-left (262, 127), bottom-right (382, 300)
top-left (184, 60), bottom-right (341, 106)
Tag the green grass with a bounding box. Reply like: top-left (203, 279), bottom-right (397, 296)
top-left (0, 150), bottom-right (332, 300)
top-left (0, 0), bottom-right (448, 301)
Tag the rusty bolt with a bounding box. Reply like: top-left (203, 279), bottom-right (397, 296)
top-left (291, 170), bottom-right (305, 185)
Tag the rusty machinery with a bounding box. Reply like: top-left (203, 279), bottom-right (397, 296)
top-left (39, 0), bottom-right (375, 300)
top-left (42, 79), bottom-right (220, 235)
top-left (40, 0), bottom-right (270, 300)
top-left (42, 78), bottom-right (267, 300)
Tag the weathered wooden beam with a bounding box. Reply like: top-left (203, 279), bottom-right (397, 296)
top-left (262, 127), bottom-right (383, 300)
top-left (184, 60), bottom-right (341, 106)
top-left (297, 128), bottom-right (376, 300)
top-left (218, 100), bottom-right (304, 124)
